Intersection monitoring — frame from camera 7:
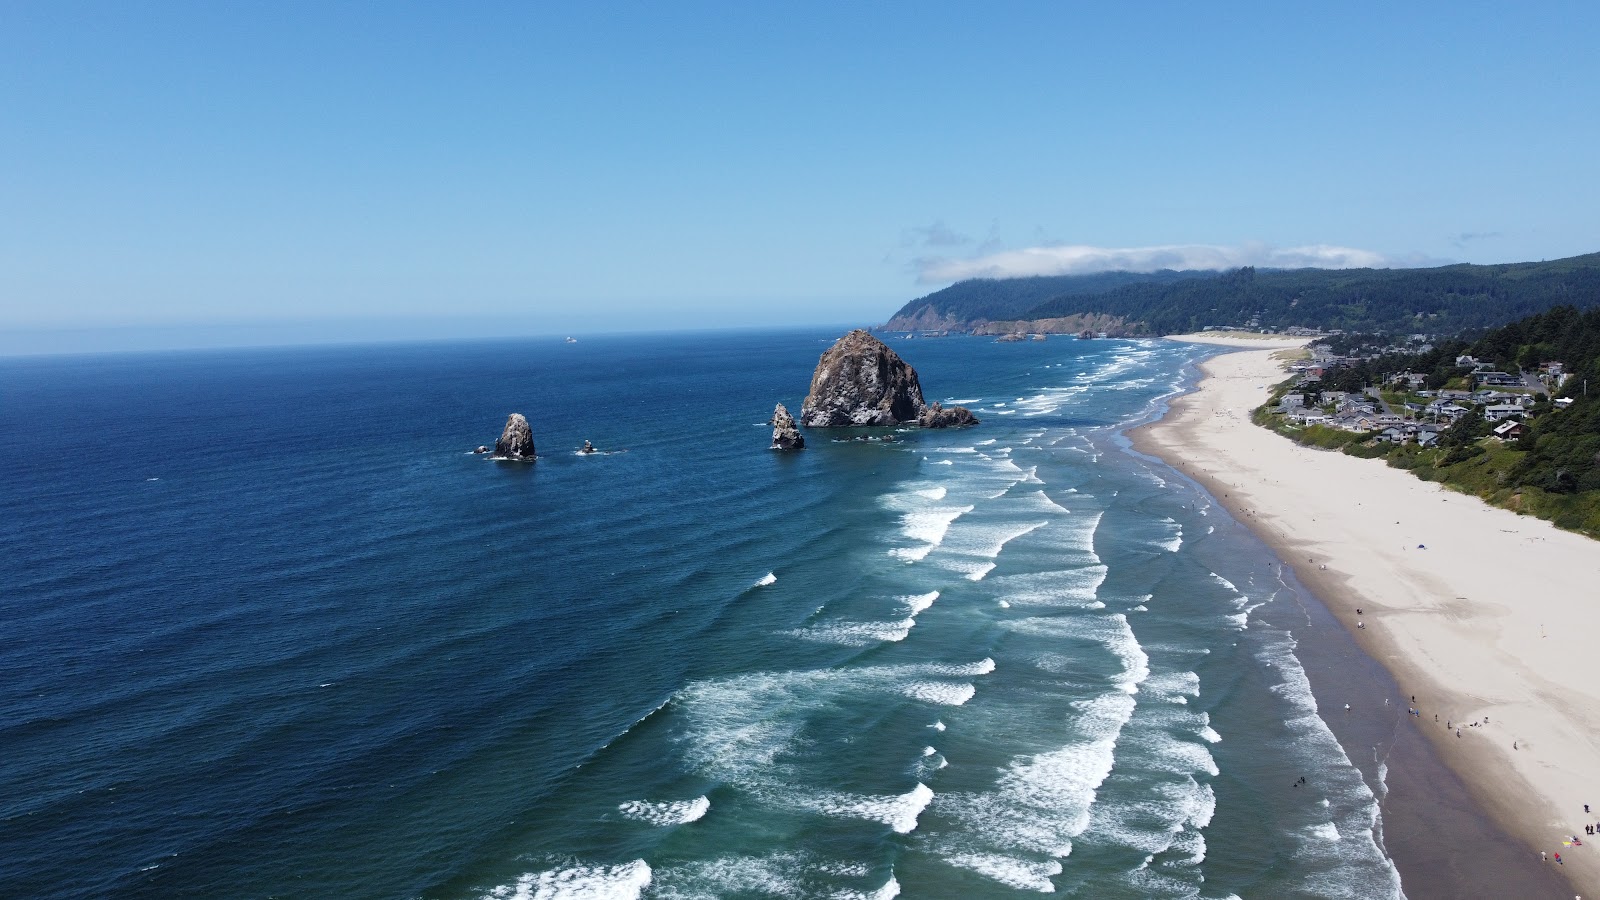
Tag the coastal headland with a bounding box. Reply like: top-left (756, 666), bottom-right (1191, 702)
top-left (1134, 333), bottom-right (1600, 893)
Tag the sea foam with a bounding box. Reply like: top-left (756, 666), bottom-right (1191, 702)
top-left (487, 860), bottom-right (652, 900)
top-left (617, 796), bottom-right (710, 826)
top-left (812, 783), bottom-right (934, 834)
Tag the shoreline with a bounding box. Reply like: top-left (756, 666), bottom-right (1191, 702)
top-left (1131, 334), bottom-right (1599, 895)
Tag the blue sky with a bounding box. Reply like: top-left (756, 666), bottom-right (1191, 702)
top-left (4, 2), bottom-right (1599, 350)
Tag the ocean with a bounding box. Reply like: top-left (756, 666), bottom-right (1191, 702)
top-left (1, 330), bottom-right (1407, 898)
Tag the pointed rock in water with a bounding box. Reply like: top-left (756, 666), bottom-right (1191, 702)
top-left (494, 413), bottom-right (536, 459)
top-left (801, 329), bottom-right (927, 427)
top-left (919, 401), bottom-right (979, 429)
top-left (770, 403), bottom-right (805, 450)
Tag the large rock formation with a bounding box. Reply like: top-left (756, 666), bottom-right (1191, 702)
top-left (494, 413), bottom-right (536, 459)
top-left (770, 403), bottom-right (805, 450)
top-left (919, 402), bottom-right (979, 429)
top-left (801, 330), bottom-right (927, 426)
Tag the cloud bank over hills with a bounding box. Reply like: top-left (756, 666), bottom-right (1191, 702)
top-left (916, 242), bottom-right (1427, 283)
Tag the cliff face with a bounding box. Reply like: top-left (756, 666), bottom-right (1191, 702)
top-left (770, 403), bottom-right (805, 450)
top-left (801, 330), bottom-right (927, 427)
top-left (494, 413), bottom-right (536, 459)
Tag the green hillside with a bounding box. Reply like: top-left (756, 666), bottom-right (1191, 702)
top-left (885, 253), bottom-right (1600, 336)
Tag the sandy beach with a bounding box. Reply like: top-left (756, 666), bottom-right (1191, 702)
top-left (1135, 333), bottom-right (1600, 892)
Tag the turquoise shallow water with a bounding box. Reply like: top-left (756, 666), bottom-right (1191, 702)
top-left (1, 331), bottom-right (1405, 898)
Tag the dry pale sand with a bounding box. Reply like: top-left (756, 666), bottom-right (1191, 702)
top-left (1135, 334), bottom-right (1600, 889)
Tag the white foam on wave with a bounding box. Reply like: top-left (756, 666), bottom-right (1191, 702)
top-left (992, 566), bottom-right (1107, 610)
top-left (617, 796), bottom-right (710, 826)
top-left (1014, 489), bottom-right (1068, 513)
top-left (902, 591), bottom-right (939, 616)
top-left (945, 520), bottom-right (1050, 567)
top-left (961, 562), bottom-right (997, 582)
top-left (813, 783), bottom-right (934, 834)
top-left (1156, 517), bottom-right (1183, 552)
top-left (944, 853), bottom-right (1060, 893)
top-left (931, 720), bottom-right (947, 732)
top-left (487, 860), bottom-right (652, 900)
top-left (1208, 573), bottom-right (1239, 593)
top-left (1085, 775), bottom-right (1216, 869)
top-left (915, 485), bottom-right (948, 500)
top-left (1141, 727), bottom-right (1221, 777)
top-left (935, 691), bottom-right (1137, 861)
top-left (901, 681), bottom-right (976, 706)
top-left (1008, 614), bottom-right (1149, 693)
top-left (1306, 822), bottom-right (1342, 842)
top-left (647, 851), bottom-right (819, 899)
top-left (755, 572), bottom-right (777, 587)
top-left (1143, 670), bottom-right (1200, 702)
top-left (1252, 626), bottom-right (1405, 897)
top-left (975, 438), bottom-right (996, 446)
top-left (792, 618), bottom-right (916, 647)
top-left (915, 657), bottom-right (995, 677)
top-left (889, 505), bottom-right (974, 561)
top-left (835, 875), bottom-right (901, 900)
top-left (934, 459), bottom-right (954, 466)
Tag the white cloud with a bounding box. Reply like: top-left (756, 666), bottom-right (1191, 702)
top-left (916, 241), bottom-right (1398, 283)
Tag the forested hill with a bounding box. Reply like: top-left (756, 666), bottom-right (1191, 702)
top-left (883, 253), bottom-right (1600, 336)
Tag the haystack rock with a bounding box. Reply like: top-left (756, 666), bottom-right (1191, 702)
top-left (770, 403), bottom-right (805, 450)
top-left (800, 329), bottom-right (927, 426)
top-left (919, 402), bottom-right (979, 429)
top-left (494, 413), bottom-right (536, 459)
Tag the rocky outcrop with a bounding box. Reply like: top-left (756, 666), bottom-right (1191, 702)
top-left (770, 403), bottom-right (805, 450)
top-left (494, 413), bottom-right (536, 459)
top-left (801, 330), bottom-right (927, 426)
top-left (919, 402), bottom-right (979, 429)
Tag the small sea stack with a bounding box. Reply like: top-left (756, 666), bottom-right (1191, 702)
top-left (494, 413), bottom-right (536, 460)
top-left (919, 401), bottom-right (979, 429)
top-left (800, 329), bottom-right (928, 427)
top-left (770, 403), bottom-right (805, 450)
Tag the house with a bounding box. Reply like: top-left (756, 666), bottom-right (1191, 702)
top-left (1391, 372), bottom-right (1429, 389)
top-left (1377, 427), bottom-right (1407, 443)
top-left (1279, 394), bottom-right (1306, 409)
top-left (1416, 431), bottom-right (1441, 448)
top-left (1492, 420), bottom-right (1526, 441)
top-left (1321, 391), bottom-right (1349, 404)
top-left (1483, 404), bottom-right (1526, 422)
top-left (1555, 398), bottom-right (1576, 410)
top-left (1474, 371), bottom-right (1521, 387)
top-left (1456, 355), bottom-right (1480, 368)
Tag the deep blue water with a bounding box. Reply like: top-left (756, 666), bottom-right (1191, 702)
top-left (1, 331), bottom-right (1405, 898)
